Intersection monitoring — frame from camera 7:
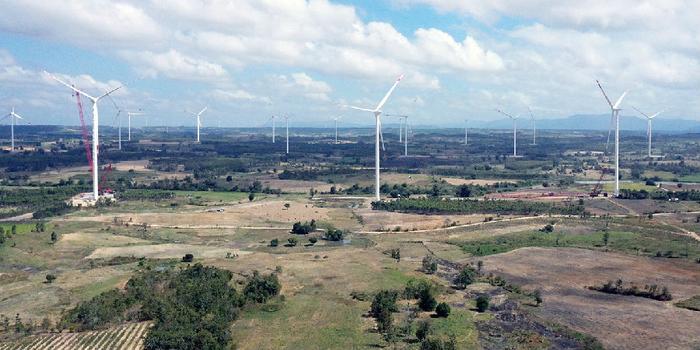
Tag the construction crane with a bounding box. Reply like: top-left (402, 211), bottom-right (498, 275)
top-left (590, 168), bottom-right (610, 197)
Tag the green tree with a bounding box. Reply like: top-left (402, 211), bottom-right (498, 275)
top-left (416, 320), bottom-right (431, 341)
top-left (248, 192), bottom-right (255, 202)
top-left (435, 302), bottom-right (450, 317)
top-left (422, 255), bottom-right (438, 274)
top-left (11, 225), bottom-right (17, 235)
top-left (270, 239), bottom-right (279, 247)
top-left (603, 231), bottom-right (610, 246)
top-left (244, 271), bottom-right (281, 303)
top-left (475, 295), bottom-right (490, 312)
top-left (418, 287), bottom-right (437, 312)
top-left (50, 231), bottom-right (58, 243)
top-left (45, 274), bottom-right (56, 283)
top-left (308, 237), bottom-right (318, 245)
top-left (454, 266), bottom-right (477, 289)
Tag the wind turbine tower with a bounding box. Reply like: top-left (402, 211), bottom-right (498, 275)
top-left (46, 72), bottom-right (122, 200)
top-left (464, 119), bottom-right (468, 146)
top-left (632, 106), bottom-right (664, 158)
top-left (127, 111), bottom-right (144, 141)
top-left (332, 116), bottom-right (342, 144)
top-left (596, 80), bottom-right (628, 197)
top-left (527, 107), bottom-right (536, 145)
top-left (349, 74), bottom-right (404, 201)
top-left (188, 107), bottom-right (207, 143)
top-left (284, 115), bottom-right (290, 154)
top-left (271, 115), bottom-right (276, 143)
top-left (495, 109), bottom-right (520, 157)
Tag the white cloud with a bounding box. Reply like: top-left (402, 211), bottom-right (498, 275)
top-left (120, 49), bottom-right (228, 82)
top-left (270, 73), bottom-right (333, 101)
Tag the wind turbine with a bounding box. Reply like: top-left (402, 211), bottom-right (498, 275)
top-left (2, 107), bottom-right (31, 151)
top-left (495, 109), bottom-right (520, 157)
top-left (187, 107), bottom-right (207, 143)
top-left (596, 80), bottom-right (628, 198)
top-left (106, 95), bottom-right (124, 150)
top-left (126, 111), bottom-right (144, 142)
top-left (331, 116), bottom-right (342, 144)
top-left (348, 74), bottom-right (404, 201)
top-left (46, 71), bottom-right (122, 201)
top-left (271, 115), bottom-right (276, 143)
top-left (632, 106), bottom-right (664, 158)
top-left (527, 106), bottom-right (536, 145)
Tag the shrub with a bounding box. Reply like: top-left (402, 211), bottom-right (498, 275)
top-left (420, 337), bottom-right (457, 350)
top-left (287, 237), bottom-right (298, 247)
top-left (416, 320), bottom-right (431, 341)
top-left (435, 302), bottom-right (450, 317)
top-left (418, 288), bottom-right (437, 312)
top-left (244, 271), bottom-right (281, 303)
top-left (454, 265), bottom-right (477, 289)
top-left (324, 228), bottom-right (345, 241)
top-left (422, 255), bottom-right (438, 274)
top-left (371, 290), bottom-right (398, 333)
top-left (308, 237), bottom-right (318, 245)
top-left (533, 289), bottom-right (543, 306)
top-left (248, 193), bottom-right (255, 201)
top-left (270, 238), bottom-right (279, 247)
top-left (476, 295), bottom-right (490, 312)
top-left (45, 274), bottom-right (56, 283)
top-left (181, 253), bottom-right (194, 263)
top-left (291, 220), bottom-right (317, 235)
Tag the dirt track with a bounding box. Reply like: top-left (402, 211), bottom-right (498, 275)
top-left (478, 247), bottom-right (700, 350)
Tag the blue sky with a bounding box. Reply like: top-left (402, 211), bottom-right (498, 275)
top-left (1, 0), bottom-right (698, 127)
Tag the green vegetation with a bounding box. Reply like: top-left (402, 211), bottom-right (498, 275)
top-left (435, 302), bottom-right (450, 318)
top-left (675, 295), bottom-right (700, 311)
top-left (60, 263), bottom-right (280, 349)
top-left (475, 295), bottom-right (490, 312)
top-left (454, 229), bottom-right (700, 260)
top-left (291, 219), bottom-right (317, 235)
top-left (372, 198), bottom-right (585, 216)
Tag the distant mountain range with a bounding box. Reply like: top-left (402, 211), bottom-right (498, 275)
top-left (280, 114), bottom-right (700, 133)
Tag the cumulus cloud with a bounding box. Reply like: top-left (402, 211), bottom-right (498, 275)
top-left (120, 50), bottom-right (228, 82)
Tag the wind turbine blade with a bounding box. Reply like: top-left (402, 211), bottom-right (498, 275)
top-left (495, 108), bottom-right (516, 119)
top-left (97, 85), bottom-right (123, 100)
top-left (374, 74), bottom-right (404, 111)
top-left (349, 106), bottom-right (376, 113)
top-left (631, 106), bottom-right (650, 118)
top-left (612, 90), bottom-right (628, 109)
top-left (605, 114), bottom-right (614, 152)
top-left (0, 114), bottom-right (11, 123)
top-left (45, 71), bottom-right (96, 101)
top-left (198, 106), bottom-right (208, 115)
top-left (527, 106), bottom-right (535, 120)
top-left (596, 80), bottom-right (613, 109)
top-left (12, 113), bottom-right (23, 120)
top-left (650, 109), bottom-right (665, 119)
top-left (379, 118), bottom-right (386, 151)
top-left (106, 93), bottom-right (121, 111)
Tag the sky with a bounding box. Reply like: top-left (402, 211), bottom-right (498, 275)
top-left (0, 0), bottom-right (699, 128)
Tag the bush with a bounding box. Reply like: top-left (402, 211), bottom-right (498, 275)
top-left (244, 271), bottom-right (281, 303)
top-left (291, 220), bottom-right (317, 235)
top-left (371, 290), bottom-right (398, 333)
top-left (248, 193), bottom-right (255, 201)
top-left (416, 321), bottom-right (431, 341)
top-left (287, 237), bottom-right (298, 247)
top-left (534, 289), bottom-right (543, 306)
top-left (454, 265), bottom-right (477, 289)
top-left (324, 228), bottom-right (345, 241)
top-left (270, 238), bottom-right (279, 247)
top-left (420, 337), bottom-right (457, 350)
top-left (422, 255), bottom-right (438, 274)
top-left (418, 287), bottom-right (437, 312)
top-left (181, 253), bottom-right (194, 263)
top-left (435, 302), bottom-right (450, 317)
top-left (475, 295), bottom-right (490, 312)
top-left (45, 274), bottom-right (56, 283)
top-left (308, 237), bottom-right (318, 245)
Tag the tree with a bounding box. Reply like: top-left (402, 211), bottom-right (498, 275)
top-left (287, 237), bottom-right (298, 247)
top-left (420, 337), bottom-right (457, 350)
top-left (270, 238), bottom-right (279, 247)
top-left (308, 237), bottom-right (317, 245)
top-left (456, 184), bottom-right (471, 198)
top-left (370, 290), bottom-right (398, 334)
top-left (330, 185), bottom-right (337, 194)
top-left (418, 287), bottom-right (437, 311)
top-left (422, 255), bottom-right (438, 274)
top-left (324, 228), bottom-right (344, 241)
top-left (475, 295), bottom-right (490, 312)
top-left (248, 193), bottom-right (255, 202)
top-left (226, 175), bottom-right (233, 182)
top-left (533, 289), bottom-right (543, 306)
top-left (45, 274), bottom-right (56, 283)
top-left (50, 231), bottom-right (58, 243)
top-left (244, 271), bottom-right (281, 303)
top-left (416, 321), bottom-right (431, 341)
top-left (11, 225), bottom-right (17, 235)
top-left (603, 231), bottom-right (610, 246)
top-left (435, 302), bottom-right (450, 317)
top-left (181, 253), bottom-right (194, 262)
top-left (454, 266), bottom-right (477, 289)
top-left (389, 248), bottom-right (400, 262)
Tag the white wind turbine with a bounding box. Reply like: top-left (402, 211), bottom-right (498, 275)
top-left (187, 107), bottom-right (207, 143)
top-left (126, 111), bottom-right (144, 142)
top-left (632, 106), bottom-right (664, 158)
top-left (271, 115), bottom-right (276, 143)
top-left (596, 80), bottom-right (629, 198)
top-left (1, 107), bottom-right (30, 151)
top-left (106, 95), bottom-right (124, 150)
top-left (331, 116), bottom-right (342, 144)
top-left (495, 108), bottom-right (520, 157)
top-left (348, 74), bottom-right (404, 201)
top-left (46, 71), bottom-right (122, 201)
top-left (527, 106), bottom-right (536, 145)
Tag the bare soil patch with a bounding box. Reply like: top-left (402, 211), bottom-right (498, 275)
top-left (478, 247), bottom-right (700, 350)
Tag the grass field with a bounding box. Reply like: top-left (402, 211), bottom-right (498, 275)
top-left (675, 295), bottom-right (700, 311)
